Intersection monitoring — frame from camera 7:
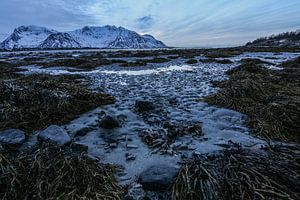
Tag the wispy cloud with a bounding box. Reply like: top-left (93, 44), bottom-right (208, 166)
top-left (136, 15), bottom-right (154, 30)
top-left (0, 0), bottom-right (300, 47)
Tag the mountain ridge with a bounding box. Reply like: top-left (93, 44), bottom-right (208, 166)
top-left (0, 25), bottom-right (167, 50)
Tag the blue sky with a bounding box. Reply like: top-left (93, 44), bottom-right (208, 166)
top-left (0, 0), bottom-right (300, 47)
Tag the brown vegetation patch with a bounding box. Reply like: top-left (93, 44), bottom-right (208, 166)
top-left (41, 58), bottom-right (128, 70)
top-left (0, 144), bottom-right (124, 200)
top-left (0, 74), bottom-right (114, 134)
top-left (205, 57), bottom-right (300, 142)
top-left (172, 145), bottom-right (300, 200)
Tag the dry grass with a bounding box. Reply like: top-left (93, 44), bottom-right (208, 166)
top-left (205, 57), bottom-right (300, 142)
top-left (172, 145), bottom-right (300, 200)
top-left (0, 74), bottom-right (114, 134)
top-left (0, 144), bottom-right (125, 200)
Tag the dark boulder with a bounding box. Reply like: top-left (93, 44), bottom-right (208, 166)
top-left (135, 100), bottom-right (155, 112)
top-left (99, 115), bottom-right (120, 129)
top-left (138, 164), bottom-right (179, 191)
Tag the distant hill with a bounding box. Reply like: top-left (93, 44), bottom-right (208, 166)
top-left (246, 30), bottom-right (300, 47)
top-left (0, 25), bottom-right (167, 50)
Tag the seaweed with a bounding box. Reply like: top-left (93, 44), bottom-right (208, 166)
top-left (0, 144), bottom-right (125, 200)
top-left (0, 74), bottom-right (114, 134)
top-left (205, 57), bottom-right (300, 142)
top-left (172, 145), bottom-right (300, 200)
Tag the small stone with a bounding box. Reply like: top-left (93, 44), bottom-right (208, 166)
top-left (109, 143), bottom-right (118, 148)
top-left (126, 153), bottom-right (136, 161)
top-left (117, 136), bottom-right (127, 141)
top-left (135, 100), bottom-right (155, 112)
top-left (166, 149), bottom-right (173, 155)
top-left (126, 144), bottom-right (139, 149)
top-left (99, 115), bottom-right (120, 129)
top-left (38, 125), bottom-right (71, 146)
top-left (138, 164), bottom-right (179, 191)
top-left (117, 114), bottom-right (127, 122)
top-left (179, 144), bottom-right (189, 150)
top-left (193, 151), bottom-right (201, 156)
top-left (0, 129), bottom-right (26, 146)
top-left (170, 142), bottom-right (182, 149)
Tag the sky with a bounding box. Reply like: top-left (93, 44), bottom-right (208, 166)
top-left (0, 0), bottom-right (300, 47)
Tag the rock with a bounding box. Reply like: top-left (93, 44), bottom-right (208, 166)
top-left (126, 144), bottom-right (139, 149)
top-left (99, 115), bottom-right (120, 129)
top-left (38, 125), bottom-right (71, 146)
top-left (193, 151), bottom-right (201, 156)
top-left (135, 100), bottom-right (155, 112)
top-left (126, 153), bottom-right (136, 161)
top-left (109, 143), bottom-right (118, 148)
top-left (117, 135), bottom-right (127, 141)
top-left (0, 129), bottom-right (26, 146)
top-left (138, 164), bottom-right (179, 191)
top-left (117, 114), bottom-right (127, 122)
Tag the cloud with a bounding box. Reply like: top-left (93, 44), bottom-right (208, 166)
top-left (0, 0), bottom-right (300, 47)
top-left (136, 15), bottom-right (154, 29)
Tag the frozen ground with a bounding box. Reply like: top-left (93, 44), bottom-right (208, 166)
top-left (17, 51), bottom-right (300, 187)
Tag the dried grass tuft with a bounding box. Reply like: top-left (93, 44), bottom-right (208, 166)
top-left (0, 74), bottom-right (114, 133)
top-left (0, 144), bottom-right (125, 200)
top-left (172, 145), bottom-right (300, 200)
top-left (205, 57), bottom-right (300, 142)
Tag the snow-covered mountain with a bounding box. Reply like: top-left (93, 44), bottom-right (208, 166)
top-left (246, 30), bottom-right (300, 47)
top-left (40, 33), bottom-right (81, 49)
top-left (0, 25), bottom-right (167, 49)
top-left (0, 26), bottom-right (57, 49)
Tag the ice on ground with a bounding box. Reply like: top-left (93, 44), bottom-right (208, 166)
top-left (18, 51), bottom-right (299, 185)
top-left (18, 64), bottom-right (197, 76)
top-left (230, 52), bottom-right (300, 67)
top-left (101, 65), bottom-right (196, 75)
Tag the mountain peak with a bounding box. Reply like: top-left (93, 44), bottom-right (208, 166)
top-left (13, 25), bottom-right (56, 34)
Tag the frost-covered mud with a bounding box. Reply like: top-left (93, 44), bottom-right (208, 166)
top-left (16, 51), bottom-right (300, 193)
